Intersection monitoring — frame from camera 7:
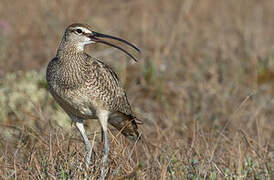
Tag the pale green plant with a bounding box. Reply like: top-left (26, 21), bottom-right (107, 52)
top-left (0, 70), bottom-right (69, 132)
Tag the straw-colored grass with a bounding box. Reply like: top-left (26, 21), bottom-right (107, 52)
top-left (0, 0), bottom-right (273, 179)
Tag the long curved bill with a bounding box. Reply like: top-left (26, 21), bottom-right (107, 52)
top-left (89, 31), bottom-right (141, 62)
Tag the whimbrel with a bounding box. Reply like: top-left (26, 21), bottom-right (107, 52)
top-left (46, 23), bottom-right (142, 178)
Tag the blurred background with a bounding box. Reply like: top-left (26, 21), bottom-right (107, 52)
top-left (0, 0), bottom-right (274, 179)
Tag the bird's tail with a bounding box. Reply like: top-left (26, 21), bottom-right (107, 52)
top-left (108, 112), bottom-right (143, 141)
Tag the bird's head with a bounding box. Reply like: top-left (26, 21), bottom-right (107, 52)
top-left (62, 23), bottom-right (141, 61)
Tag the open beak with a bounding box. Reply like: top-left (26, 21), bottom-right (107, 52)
top-left (89, 31), bottom-right (141, 62)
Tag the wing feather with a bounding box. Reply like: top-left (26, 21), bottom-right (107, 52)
top-left (88, 59), bottom-right (133, 115)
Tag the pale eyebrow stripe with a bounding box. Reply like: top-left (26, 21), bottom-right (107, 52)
top-left (76, 27), bottom-right (92, 34)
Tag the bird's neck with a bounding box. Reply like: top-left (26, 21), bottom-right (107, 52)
top-left (57, 39), bottom-right (85, 56)
top-left (55, 40), bottom-right (89, 71)
top-left (56, 41), bottom-right (90, 67)
top-left (54, 43), bottom-right (89, 88)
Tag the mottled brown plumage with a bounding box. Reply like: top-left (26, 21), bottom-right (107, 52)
top-left (47, 23), bottom-right (141, 138)
top-left (46, 23), bottom-right (142, 178)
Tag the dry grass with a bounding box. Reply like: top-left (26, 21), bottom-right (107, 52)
top-left (0, 0), bottom-right (274, 179)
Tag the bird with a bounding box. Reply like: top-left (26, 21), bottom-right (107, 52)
top-left (46, 23), bottom-right (142, 179)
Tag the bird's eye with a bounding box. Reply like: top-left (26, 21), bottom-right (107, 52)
top-left (75, 29), bottom-right (82, 34)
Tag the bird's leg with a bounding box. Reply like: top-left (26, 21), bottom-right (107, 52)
top-left (101, 126), bottom-right (109, 178)
top-left (101, 127), bottom-right (104, 143)
top-left (75, 122), bottom-right (92, 171)
top-left (98, 111), bottom-right (110, 179)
